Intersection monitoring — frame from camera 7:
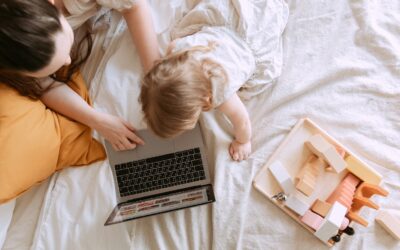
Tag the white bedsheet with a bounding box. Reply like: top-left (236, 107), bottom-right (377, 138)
top-left (4, 0), bottom-right (400, 249)
top-left (0, 200), bottom-right (15, 249)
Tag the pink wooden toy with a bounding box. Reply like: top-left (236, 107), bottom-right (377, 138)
top-left (326, 173), bottom-right (361, 210)
top-left (301, 210), bottom-right (324, 230)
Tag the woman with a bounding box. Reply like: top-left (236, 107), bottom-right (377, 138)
top-left (0, 0), bottom-right (160, 150)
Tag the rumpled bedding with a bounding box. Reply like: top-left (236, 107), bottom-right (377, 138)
top-left (3, 0), bottom-right (400, 249)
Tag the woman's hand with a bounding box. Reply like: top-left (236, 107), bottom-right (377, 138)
top-left (39, 83), bottom-right (143, 151)
top-left (92, 112), bottom-right (144, 151)
top-left (229, 140), bottom-right (251, 162)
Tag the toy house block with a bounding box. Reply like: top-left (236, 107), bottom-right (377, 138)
top-left (269, 161), bottom-right (294, 194)
top-left (285, 193), bottom-right (312, 216)
top-left (342, 173), bottom-right (361, 187)
top-left (340, 217), bottom-right (350, 230)
top-left (345, 155), bottom-right (382, 185)
top-left (305, 134), bottom-right (346, 173)
top-left (355, 182), bottom-right (388, 198)
top-left (302, 208), bottom-right (349, 232)
top-left (347, 211), bottom-right (368, 227)
top-left (327, 183), bottom-right (355, 209)
top-left (295, 155), bottom-right (321, 196)
top-left (311, 199), bottom-right (332, 217)
top-left (347, 182), bottom-right (389, 227)
top-left (301, 210), bottom-right (324, 230)
top-left (326, 173), bottom-right (360, 210)
top-left (375, 211), bottom-right (400, 240)
top-left (314, 202), bottom-right (347, 242)
top-left (325, 146), bottom-right (346, 172)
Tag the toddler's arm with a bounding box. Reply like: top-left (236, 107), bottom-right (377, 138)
top-left (40, 80), bottom-right (144, 151)
top-left (122, 0), bottom-right (160, 73)
top-left (217, 93), bottom-right (252, 161)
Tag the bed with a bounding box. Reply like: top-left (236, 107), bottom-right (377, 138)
top-left (2, 0), bottom-right (400, 249)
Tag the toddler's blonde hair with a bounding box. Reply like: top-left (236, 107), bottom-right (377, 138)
top-left (140, 44), bottom-right (227, 138)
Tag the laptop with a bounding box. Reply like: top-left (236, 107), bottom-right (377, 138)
top-left (104, 124), bottom-right (215, 225)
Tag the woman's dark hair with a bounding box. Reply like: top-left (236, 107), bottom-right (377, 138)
top-left (0, 0), bottom-right (92, 99)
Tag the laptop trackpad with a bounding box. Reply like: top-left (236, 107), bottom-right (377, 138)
top-left (135, 129), bottom-right (196, 160)
top-left (136, 130), bottom-right (174, 159)
top-left (107, 126), bottom-right (202, 163)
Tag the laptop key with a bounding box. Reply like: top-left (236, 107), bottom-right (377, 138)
top-left (192, 159), bottom-right (202, 166)
top-left (199, 170), bottom-right (205, 178)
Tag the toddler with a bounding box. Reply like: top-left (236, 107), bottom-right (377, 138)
top-left (140, 26), bottom-right (271, 162)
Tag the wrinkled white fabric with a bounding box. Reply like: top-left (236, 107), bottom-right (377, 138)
top-left (0, 200), bottom-right (15, 249)
top-left (4, 0), bottom-right (400, 249)
top-left (64, 0), bottom-right (137, 84)
top-left (171, 0), bottom-right (289, 100)
top-left (96, 0), bottom-right (137, 12)
top-left (63, 0), bottom-right (137, 27)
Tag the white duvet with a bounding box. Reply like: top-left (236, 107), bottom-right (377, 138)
top-left (3, 0), bottom-right (400, 249)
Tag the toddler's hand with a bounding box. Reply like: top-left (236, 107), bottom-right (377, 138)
top-left (92, 112), bottom-right (144, 151)
top-left (229, 140), bottom-right (251, 162)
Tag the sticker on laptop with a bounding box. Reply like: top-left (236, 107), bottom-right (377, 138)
top-left (115, 188), bottom-right (208, 221)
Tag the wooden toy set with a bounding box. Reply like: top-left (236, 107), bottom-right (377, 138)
top-left (253, 118), bottom-right (399, 246)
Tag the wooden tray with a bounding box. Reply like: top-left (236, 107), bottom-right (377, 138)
top-left (253, 118), bottom-right (381, 247)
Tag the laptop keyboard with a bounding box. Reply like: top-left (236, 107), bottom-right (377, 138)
top-left (115, 148), bottom-right (206, 197)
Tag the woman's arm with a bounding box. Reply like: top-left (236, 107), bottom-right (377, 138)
top-left (217, 93), bottom-right (252, 161)
top-left (122, 0), bottom-right (160, 73)
top-left (40, 81), bottom-right (144, 151)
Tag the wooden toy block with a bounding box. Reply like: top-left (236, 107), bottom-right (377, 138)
top-left (314, 202), bottom-right (347, 242)
top-left (326, 173), bottom-right (360, 210)
top-left (347, 182), bottom-right (389, 227)
top-left (305, 134), bottom-right (330, 154)
top-left (323, 147), bottom-right (347, 173)
top-left (295, 155), bottom-right (321, 196)
top-left (327, 184), bottom-right (354, 209)
top-left (345, 155), bottom-right (382, 185)
top-left (311, 199), bottom-right (332, 217)
top-left (305, 134), bottom-right (346, 173)
top-left (342, 173), bottom-right (361, 187)
top-left (340, 217), bottom-right (349, 230)
top-left (355, 182), bottom-right (389, 198)
top-left (269, 161), bottom-right (294, 194)
top-left (375, 211), bottom-right (400, 240)
top-left (301, 210), bottom-right (324, 230)
top-left (325, 146), bottom-right (346, 172)
top-left (347, 211), bottom-right (368, 227)
top-left (285, 193), bottom-right (312, 216)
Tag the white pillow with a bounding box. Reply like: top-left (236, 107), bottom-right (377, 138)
top-left (0, 199), bottom-right (15, 249)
